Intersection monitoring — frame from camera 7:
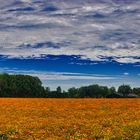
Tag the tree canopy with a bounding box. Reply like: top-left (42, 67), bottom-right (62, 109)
top-left (118, 85), bottom-right (132, 97)
top-left (0, 74), bottom-right (45, 97)
top-left (0, 74), bottom-right (139, 98)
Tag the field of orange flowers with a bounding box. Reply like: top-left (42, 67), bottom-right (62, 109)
top-left (0, 98), bottom-right (140, 140)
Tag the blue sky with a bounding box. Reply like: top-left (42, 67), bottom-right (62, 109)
top-left (0, 0), bottom-right (140, 90)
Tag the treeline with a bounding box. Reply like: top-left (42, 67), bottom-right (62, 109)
top-left (0, 74), bottom-right (45, 97)
top-left (46, 85), bottom-right (140, 98)
top-left (0, 73), bottom-right (140, 98)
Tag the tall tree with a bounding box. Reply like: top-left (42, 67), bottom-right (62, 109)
top-left (0, 74), bottom-right (45, 97)
top-left (118, 85), bottom-right (132, 97)
top-left (56, 86), bottom-right (62, 94)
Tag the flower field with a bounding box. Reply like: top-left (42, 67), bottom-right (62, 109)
top-left (0, 98), bottom-right (140, 140)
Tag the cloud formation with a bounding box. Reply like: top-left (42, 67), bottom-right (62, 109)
top-left (0, 0), bottom-right (140, 63)
top-left (0, 67), bottom-right (116, 81)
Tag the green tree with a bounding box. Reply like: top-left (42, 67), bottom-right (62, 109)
top-left (88, 85), bottom-right (100, 98)
top-left (118, 85), bottom-right (132, 97)
top-left (0, 74), bottom-right (45, 97)
top-left (100, 86), bottom-right (109, 98)
top-left (87, 85), bottom-right (109, 98)
top-left (56, 86), bottom-right (62, 94)
top-left (68, 87), bottom-right (78, 98)
top-left (133, 88), bottom-right (140, 96)
top-left (45, 87), bottom-right (50, 97)
top-left (78, 86), bottom-right (89, 98)
top-left (109, 87), bottom-right (116, 94)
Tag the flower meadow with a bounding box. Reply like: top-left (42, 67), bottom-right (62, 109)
top-left (0, 98), bottom-right (140, 140)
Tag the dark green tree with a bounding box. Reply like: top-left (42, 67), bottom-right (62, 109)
top-left (100, 86), bottom-right (109, 98)
top-left (68, 87), bottom-right (78, 98)
top-left (56, 86), bottom-right (62, 94)
top-left (0, 74), bottom-right (45, 97)
top-left (109, 87), bottom-right (116, 94)
top-left (118, 85), bottom-right (132, 97)
top-left (133, 88), bottom-right (140, 96)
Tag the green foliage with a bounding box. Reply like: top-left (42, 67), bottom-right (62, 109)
top-left (77, 85), bottom-right (109, 98)
top-left (0, 73), bottom-right (45, 97)
top-left (45, 84), bottom-right (139, 98)
top-left (0, 73), bottom-right (138, 98)
top-left (109, 87), bottom-right (116, 94)
top-left (133, 88), bottom-right (140, 96)
top-left (68, 87), bottom-right (78, 98)
top-left (56, 86), bottom-right (62, 94)
top-left (118, 85), bottom-right (132, 97)
top-left (0, 133), bottom-right (8, 140)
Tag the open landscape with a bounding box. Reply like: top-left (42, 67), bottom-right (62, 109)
top-left (0, 0), bottom-right (140, 139)
top-left (0, 98), bottom-right (140, 140)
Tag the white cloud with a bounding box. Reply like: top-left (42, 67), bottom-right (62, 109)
top-left (0, 0), bottom-right (140, 63)
top-left (114, 57), bottom-right (140, 64)
top-left (0, 68), bottom-right (117, 81)
top-left (124, 72), bottom-right (129, 76)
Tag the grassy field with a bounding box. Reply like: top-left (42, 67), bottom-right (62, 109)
top-left (0, 98), bottom-right (140, 140)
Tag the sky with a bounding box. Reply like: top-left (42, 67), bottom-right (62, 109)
top-left (0, 0), bottom-right (140, 90)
